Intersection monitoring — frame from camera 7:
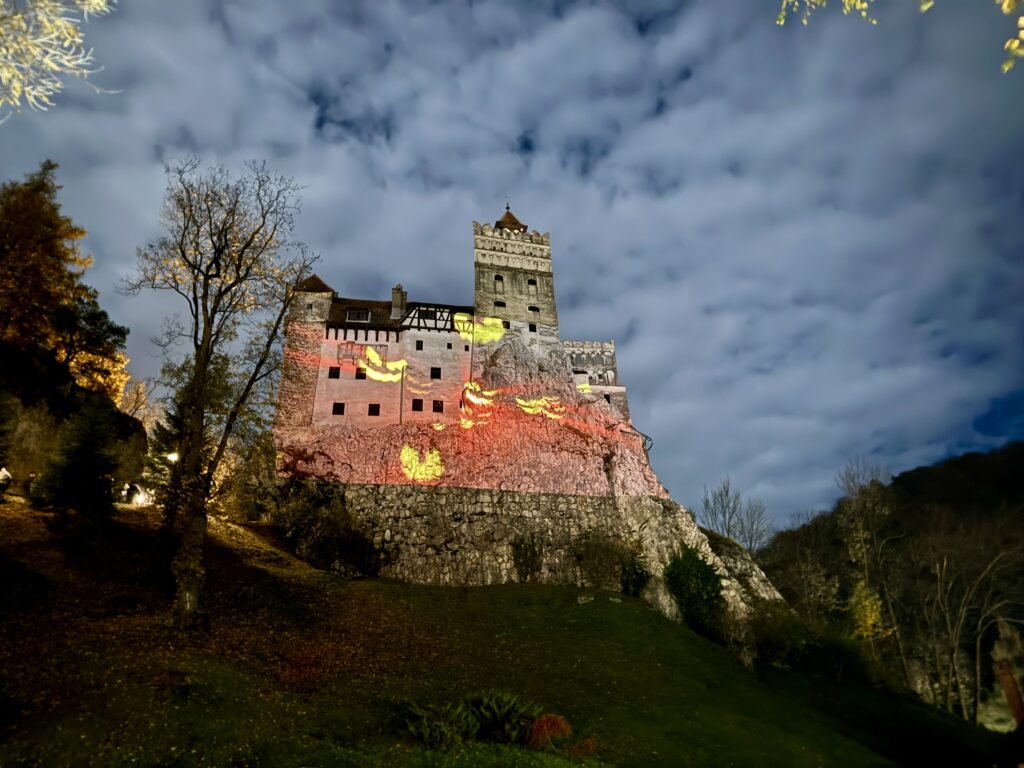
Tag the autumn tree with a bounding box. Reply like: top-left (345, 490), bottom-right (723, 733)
top-left (123, 157), bottom-right (317, 628)
top-left (0, 160), bottom-right (129, 402)
top-left (0, 0), bottom-right (117, 122)
top-left (777, 0), bottom-right (1024, 73)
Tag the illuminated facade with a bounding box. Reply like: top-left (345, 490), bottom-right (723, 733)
top-left (279, 207), bottom-right (630, 436)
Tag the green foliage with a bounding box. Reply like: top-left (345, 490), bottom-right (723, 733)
top-left (270, 480), bottom-right (380, 577)
top-left (747, 599), bottom-right (872, 683)
top-left (664, 545), bottom-right (725, 640)
top-left (570, 531), bottom-right (629, 590)
top-left (619, 543), bottom-right (650, 597)
top-left (37, 402), bottom-right (118, 523)
top-left (511, 534), bottom-right (544, 583)
top-left (405, 691), bottom-right (544, 751)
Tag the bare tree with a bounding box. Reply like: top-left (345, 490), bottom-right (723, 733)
top-left (734, 497), bottom-right (773, 555)
top-left (699, 477), bottom-right (772, 554)
top-left (123, 157), bottom-right (318, 628)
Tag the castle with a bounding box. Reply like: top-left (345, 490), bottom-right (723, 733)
top-left (273, 208), bottom-right (779, 619)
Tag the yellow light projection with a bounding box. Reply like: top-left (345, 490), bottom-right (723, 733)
top-left (515, 395), bottom-right (566, 420)
top-left (400, 445), bottom-right (444, 481)
top-left (459, 381), bottom-right (496, 429)
top-left (360, 346), bottom-right (408, 383)
top-left (454, 312), bottom-right (506, 344)
top-left (576, 382), bottom-right (592, 394)
top-left (462, 381), bottom-right (495, 407)
top-left (431, 423), bottom-right (446, 431)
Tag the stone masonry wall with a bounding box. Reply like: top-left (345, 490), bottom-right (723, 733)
top-left (332, 483), bottom-right (780, 623)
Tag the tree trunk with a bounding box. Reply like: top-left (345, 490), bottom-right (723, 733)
top-left (172, 497), bottom-right (207, 629)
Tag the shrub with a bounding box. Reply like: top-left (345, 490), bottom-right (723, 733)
top-left (526, 714), bottom-right (572, 750)
top-left (664, 544), bottom-right (725, 640)
top-left (36, 403), bottom-right (118, 524)
top-left (619, 543), bottom-right (650, 597)
top-left (269, 480), bottom-right (379, 577)
top-left (747, 599), bottom-right (873, 683)
top-left (571, 531), bottom-right (629, 590)
top-left (405, 691), bottom-right (544, 750)
top-left (511, 534), bottom-right (544, 583)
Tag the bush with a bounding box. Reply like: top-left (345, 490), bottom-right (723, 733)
top-left (270, 480), bottom-right (379, 577)
top-left (36, 403), bottom-right (118, 524)
top-left (405, 691), bottom-right (544, 750)
top-left (511, 534), bottom-right (544, 583)
top-left (526, 714), bottom-right (572, 750)
top-left (571, 531), bottom-right (628, 590)
top-left (619, 543), bottom-right (650, 597)
top-left (747, 599), bottom-right (873, 683)
top-left (664, 545), bottom-right (725, 640)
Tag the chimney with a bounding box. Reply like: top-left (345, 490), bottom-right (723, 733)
top-left (391, 283), bottom-right (407, 319)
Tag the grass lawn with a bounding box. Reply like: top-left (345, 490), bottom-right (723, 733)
top-left (0, 498), bottom-right (1006, 767)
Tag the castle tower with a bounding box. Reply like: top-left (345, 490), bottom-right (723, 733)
top-left (472, 206), bottom-right (557, 342)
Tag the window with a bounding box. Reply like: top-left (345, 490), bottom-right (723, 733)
top-left (307, 303), bottom-right (313, 310)
top-left (603, 395), bottom-right (611, 404)
top-left (355, 367), bottom-right (367, 380)
top-left (411, 398), bottom-right (423, 412)
top-left (368, 403), bottom-right (380, 416)
top-left (419, 309), bottom-right (436, 320)
top-left (432, 400), bottom-right (444, 413)
top-left (446, 342), bottom-right (452, 349)
top-left (527, 278), bottom-right (537, 286)
top-left (416, 340), bottom-right (423, 351)
top-left (494, 274), bottom-right (504, 294)
top-left (502, 320), bottom-right (510, 329)
top-left (494, 274), bottom-right (504, 282)
top-left (528, 323), bottom-right (537, 333)
top-left (328, 366), bottom-right (340, 379)
top-left (528, 305), bottom-right (540, 313)
top-left (332, 402), bottom-right (345, 415)
top-left (464, 345), bottom-right (469, 352)
top-left (430, 367), bottom-right (441, 379)
top-left (346, 308), bottom-right (370, 322)
top-left (494, 300), bottom-right (506, 308)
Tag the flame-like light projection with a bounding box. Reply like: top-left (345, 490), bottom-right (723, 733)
top-left (361, 346), bottom-right (408, 382)
top-left (459, 381), bottom-right (496, 428)
top-left (400, 445), bottom-right (444, 481)
top-left (515, 395), bottom-right (566, 420)
top-left (576, 382), bottom-right (592, 394)
top-left (454, 312), bottom-right (506, 344)
top-left (432, 423), bottom-right (446, 431)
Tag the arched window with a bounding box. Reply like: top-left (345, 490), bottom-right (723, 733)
top-left (494, 274), bottom-right (504, 282)
top-left (494, 300), bottom-right (506, 308)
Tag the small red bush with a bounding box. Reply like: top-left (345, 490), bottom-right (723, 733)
top-left (565, 735), bottom-right (599, 759)
top-left (526, 713), bottom-right (572, 749)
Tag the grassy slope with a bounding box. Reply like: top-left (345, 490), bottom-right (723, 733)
top-left (0, 499), bottom-right (1002, 767)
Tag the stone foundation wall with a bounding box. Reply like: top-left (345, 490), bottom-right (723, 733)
top-left (331, 483), bottom-right (779, 622)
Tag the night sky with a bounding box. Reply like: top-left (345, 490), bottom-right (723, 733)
top-left (2, 0), bottom-right (1022, 524)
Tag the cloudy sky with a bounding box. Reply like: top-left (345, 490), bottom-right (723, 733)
top-left (2, 0), bottom-right (1022, 523)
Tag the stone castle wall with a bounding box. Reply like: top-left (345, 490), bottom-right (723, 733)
top-left (322, 483), bottom-right (780, 622)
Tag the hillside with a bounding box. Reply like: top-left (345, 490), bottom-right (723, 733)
top-left (0, 498), bottom-right (1007, 767)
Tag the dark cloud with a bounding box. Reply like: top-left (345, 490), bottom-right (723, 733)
top-left (2, 0), bottom-right (1022, 522)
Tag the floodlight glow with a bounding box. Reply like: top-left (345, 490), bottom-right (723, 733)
top-left (400, 445), bottom-right (444, 481)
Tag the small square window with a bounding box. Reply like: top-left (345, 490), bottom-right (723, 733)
top-left (432, 400), bottom-right (444, 413)
top-left (604, 395), bottom-right (611, 404)
top-left (368, 403), bottom-right (380, 416)
top-left (307, 303), bottom-right (314, 310)
top-left (355, 367), bottom-right (367, 380)
top-left (494, 300), bottom-right (506, 308)
top-left (328, 366), bottom-right (340, 379)
top-left (464, 345), bottom-right (469, 352)
top-left (419, 309), bottom-right (436, 320)
top-left (502, 320), bottom-right (510, 329)
top-left (346, 308), bottom-right (370, 322)
top-left (446, 342), bottom-right (452, 350)
top-left (430, 367), bottom-right (441, 379)
top-left (332, 402), bottom-right (345, 415)
top-left (411, 398), bottom-right (423, 412)
top-left (416, 340), bottom-right (424, 351)
top-left (528, 323), bottom-right (537, 333)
